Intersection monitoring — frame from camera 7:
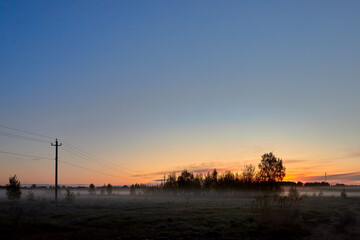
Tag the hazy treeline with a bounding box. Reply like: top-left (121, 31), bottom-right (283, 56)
top-left (133, 152), bottom-right (289, 193)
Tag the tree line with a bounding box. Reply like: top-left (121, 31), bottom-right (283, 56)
top-left (161, 152), bottom-right (286, 192)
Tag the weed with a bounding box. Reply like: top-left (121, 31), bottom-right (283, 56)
top-left (26, 190), bottom-right (36, 201)
top-left (340, 189), bottom-right (347, 198)
top-left (65, 188), bottom-right (75, 202)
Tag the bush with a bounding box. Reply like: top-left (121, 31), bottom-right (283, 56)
top-left (6, 175), bottom-right (22, 200)
top-left (251, 195), bottom-right (301, 228)
top-left (26, 190), bottom-right (35, 201)
top-left (65, 188), bottom-right (75, 202)
top-left (340, 189), bottom-right (347, 198)
top-left (106, 184), bottom-right (113, 195)
top-left (89, 183), bottom-right (96, 195)
top-left (288, 186), bottom-right (300, 200)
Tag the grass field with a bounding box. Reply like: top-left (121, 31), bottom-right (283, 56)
top-left (1, 190), bottom-right (359, 240)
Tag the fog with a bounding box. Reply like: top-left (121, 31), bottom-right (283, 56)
top-left (1, 186), bottom-right (359, 201)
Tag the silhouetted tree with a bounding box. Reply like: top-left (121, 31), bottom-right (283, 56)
top-left (242, 164), bottom-right (256, 183)
top-left (203, 172), bottom-right (213, 189)
top-left (193, 173), bottom-right (203, 189)
top-left (106, 184), bottom-right (113, 195)
top-left (30, 184), bottom-right (37, 189)
top-left (296, 181), bottom-right (303, 187)
top-left (164, 172), bottom-right (177, 189)
top-left (258, 152), bottom-right (286, 183)
top-left (6, 175), bottom-right (22, 200)
top-left (89, 183), bottom-right (95, 195)
top-left (177, 170), bottom-right (195, 190)
top-left (218, 171), bottom-right (236, 190)
top-left (211, 169), bottom-right (218, 186)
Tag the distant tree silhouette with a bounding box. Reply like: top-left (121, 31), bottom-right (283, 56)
top-left (218, 171), bottom-right (236, 189)
top-left (203, 172), bottom-right (213, 189)
top-left (242, 164), bottom-right (256, 184)
top-left (106, 184), bottom-right (113, 195)
top-left (6, 175), bottom-right (22, 200)
top-left (304, 182), bottom-right (330, 187)
top-left (164, 172), bottom-right (177, 189)
top-left (296, 181), bottom-right (303, 187)
top-left (31, 184), bottom-right (37, 189)
top-left (177, 170), bottom-right (195, 190)
top-left (193, 173), bottom-right (203, 189)
top-left (258, 152), bottom-right (286, 183)
top-left (89, 183), bottom-right (95, 195)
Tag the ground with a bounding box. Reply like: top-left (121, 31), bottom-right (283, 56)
top-left (0, 192), bottom-right (359, 240)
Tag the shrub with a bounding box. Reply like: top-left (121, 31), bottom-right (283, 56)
top-left (65, 188), bottom-right (75, 202)
top-left (89, 183), bottom-right (96, 195)
top-left (340, 189), bottom-right (347, 198)
top-left (106, 184), bottom-right (113, 195)
top-left (26, 190), bottom-right (35, 201)
top-left (6, 175), bottom-right (22, 200)
top-left (288, 186), bottom-right (300, 200)
top-left (100, 185), bottom-right (106, 195)
top-left (251, 195), bottom-right (301, 228)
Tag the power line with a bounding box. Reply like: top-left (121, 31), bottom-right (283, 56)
top-left (61, 147), bottom-right (120, 172)
top-left (0, 124), bottom-right (137, 174)
top-left (0, 124), bottom-right (137, 181)
top-left (0, 131), bottom-right (50, 144)
top-left (61, 141), bottom-right (136, 174)
top-left (0, 150), bottom-right (127, 179)
top-left (0, 124), bottom-right (54, 139)
top-left (61, 147), bottom-right (135, 181)
top-left (59, 161), bottom-right (119, 178)
top-left (0, 150), bottom-right (53, 160)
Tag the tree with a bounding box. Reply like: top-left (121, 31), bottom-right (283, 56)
top-left (6, 175), bottom-right (22, 200)
top-left (177, 170), bottom-right (195, 189)
top-left (89, 183), bottom-right (96, 195)
top-left (258, 152), bottom-right (286, 183)
top-left (242, 164), bottom-right (256, 183)
top-left (106, 184), bottom-right (113, 195)
top-left (164, 172), bottom-right (177, 189)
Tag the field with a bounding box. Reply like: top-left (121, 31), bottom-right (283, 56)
top-left (1, 188), bottom-right (359, 240)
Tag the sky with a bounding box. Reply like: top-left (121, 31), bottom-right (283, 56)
top-left (1, 1), bottom-right (359, 185)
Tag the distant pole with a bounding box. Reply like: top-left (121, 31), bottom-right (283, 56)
top-left (51, 138), bottom-right (62, 202)
top-left (325, 172), bottom-right (327, 182)
top-left (163, 174), bottom-right (166, 186)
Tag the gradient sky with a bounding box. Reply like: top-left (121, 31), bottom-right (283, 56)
top-left (1, 1), bottom-right (359, 185)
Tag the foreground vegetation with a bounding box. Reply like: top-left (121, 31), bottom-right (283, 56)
top-left (0, 192), bottom-right (359, 240)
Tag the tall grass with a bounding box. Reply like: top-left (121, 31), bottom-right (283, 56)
top-left (251, 195), bottom-right (301, 229)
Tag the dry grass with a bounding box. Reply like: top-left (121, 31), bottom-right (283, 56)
top-left (0, 191), bottom-right (359, 239)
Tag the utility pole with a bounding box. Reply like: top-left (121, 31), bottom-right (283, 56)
top-left (163, 174), bottom-right (166, 186)
top-left (51, 138), bottom-right (62, 202)
top-left (325, 172), bottom-right (327, 182)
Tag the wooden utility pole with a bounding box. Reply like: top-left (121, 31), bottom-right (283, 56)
top-left (51, 138), bottom-right (62, 202)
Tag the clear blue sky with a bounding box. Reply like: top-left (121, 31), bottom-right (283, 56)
top-left (1, 1), bottom-right (359, 185)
